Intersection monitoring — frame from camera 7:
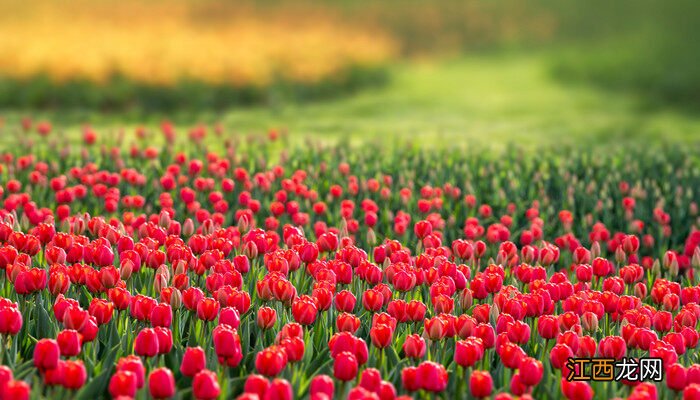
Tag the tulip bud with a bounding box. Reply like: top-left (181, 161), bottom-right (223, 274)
top-left (581, 312), bottom-right (599, 333)
top-left (367, 228), bottom-right (377, 246)
top-left (120, 259), bottom-right (134, 280)
top-left (459, 289), bottom-right (473, 310)
top-left (652, 259), bottom-right (661, 277)
top-left (615, 247), bottom-right (626, 265)
top-left (169, 288), bottom-right (182, 309)
top-left (692, 248), bottom-right (700, 270)
top-left (489, 303), bottom-right (500, 327)
top-left (174, 259), bottom-right (188, 275)
top-left (590, 241), bottom-right (601, 259)
top-left (237, 215), bottom-right (250, 233)
top-left (669, 260), bottom-right (679, 278)
top-left (182, 219), bottom-right (195, 237)
top-left (158, 211), bottom-right (171, 229)
top-left (154, 273), bottom-right (168, 295)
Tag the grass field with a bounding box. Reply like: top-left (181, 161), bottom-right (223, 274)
top-left (3, 53), bottom-right (699, 150)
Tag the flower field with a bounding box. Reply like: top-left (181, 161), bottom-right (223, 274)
top-left (0, 123), bottom-right (699, 400)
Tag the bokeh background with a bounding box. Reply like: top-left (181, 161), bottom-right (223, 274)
top-left (1, 0), bottom-right (699, 147)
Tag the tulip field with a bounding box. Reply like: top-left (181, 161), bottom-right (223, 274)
top-left (0, 122), bottom-right (699, 400)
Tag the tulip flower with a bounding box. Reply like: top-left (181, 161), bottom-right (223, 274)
top-left (470, 370), bottom-right (493, 398)
top-left (193, 370), bottom-right (221, 400)
top-left (33, 338), bottom-right (60, 371)
top-left (149, 367), bottom-right (176, 399)
top-left (181, 347), bottom-right (207, 377)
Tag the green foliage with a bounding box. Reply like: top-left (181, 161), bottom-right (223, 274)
top-left (0, 66), bottom-right (388, 112)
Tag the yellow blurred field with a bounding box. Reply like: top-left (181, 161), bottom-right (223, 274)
top-left (0, 0), bottom-right (395, 86)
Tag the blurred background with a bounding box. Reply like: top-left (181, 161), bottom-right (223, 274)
top-left (0, 0), bottom-right (699, 146)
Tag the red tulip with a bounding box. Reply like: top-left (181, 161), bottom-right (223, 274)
top-left (417, 361), bottom-right (448, 392)
top-left (197, 297), bottom-right (220, 321)
top-left (134, 328), bottom-right (159, 357)
top-left (193, 370), bottom-right (221, 400)
top-left (33, 338), bottom-right (60, 371)
top-left (362, 289), bottom-right (384, 312)
top-left (0, 306), bottom-right (22, 335)
top-left (213, 324), bottom-right (242, 367)
top-left (470, 370), bottom-right (493, 398)
top-left (181, 347), bottom-right (207, 377)
top-left (292, 295), bottom-right (318, 325)
top-left (256, 345), bottom-right (288, 376)
top-left (244, 374), bottom-right (270, 397)
top-left (667, 363), bottom-right (688, 391)
top-left (550, 343), bottom-right (574, 370)
top-left (424, 317), bottom-right (446, 341)
top-left (117, 355), bottom-right (145, 388)
top-left (257, 306), bottom-right (277, 330)
top-left (598, 335), bottom-right (626, 360)
top-left (149, 368), bottom-right (176, 399)
top-left (685, 385), bottom-right (700, 400)
top-left (109, 370), bottom-right (138, 398)
top-left (44, 360), bottom-right (65, 386)
top-left (155, 327), bottom-right (173, 354)
top-left (310, 375), bottom-right (334, 398)
top-left (265, 378), bottom-right (293, 400)
top-left (333, 351), bottom-right (359, 382)
top-left (56, 329), bottom-right (81, 357)
top-left (403, 334), bottom-right (426, 359)
top-left (455, 337), bottom-right (484, 368)
top-left (518, 357), bottom-right (543, 386)
top-left (150, 303), bottom-right (173, 327)
top-left (63, 360), bottom-right (87, 390)
top-left (88, 298), bottom-right (114, 325)
top-left (2, 380), bottom-right (30, 400)
top-left (334, 290), bottom-right (357, 313)
top-left (336, 312), bottom-right (361, 333)
top-left (219, 306), bottom-right (241, 329)
top-left (360, 368), bottom-right (382, 392)
top-left (402, 366), bottom-right (420, 392)
top-left (370, 323), bottom-right (393, 349)
top-left (279, 336), bottom-right (305, 362)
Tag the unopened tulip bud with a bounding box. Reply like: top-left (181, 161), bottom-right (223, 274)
top-left (459, 289), bottom-right (473, 310)
top-left (169, 288), bottom-right (183, 309)
top-left (202, 220), bottom-right (214, 236)
top-left (120, 260), bottom-right (134, 280)
top-left (182, 218), bottom-right (195, 237)
top-left (692, 248), bottom-right (700, 270)
top-left (243, 241), bottom-right (258, 259)
top-left (237, 216), bottom-right (250, 234)
top-left (634, 282), bottom-right (647, 299)
top-left (156, 265), bottom-right (171, 282)
top-left (60, 218), bottom-right (71, 233)
top-left (159, 212), bottom-right (171, 229)
top-left (154, 273), bottom-right (168, 294)
top-left (581, 312), bottom-right (598, 333)
top-left (669, 260), bottom-right (679, 278)
top-left (71, 218), bottom-right (83, 234)
top-left (615, 247), bottom-right (626, 265)
top-left (489, 303), bottom-right (500, 327)
top-left (367, 229), bottom-right (377, 246)
top-left (495, 251), bottom-right (505, 266)
top-left (591, 242), bottom-right (600, 259)
top-left (174, 259), bottom-right (188, 275)
top-left (339, 219), bottom-right (348, 238)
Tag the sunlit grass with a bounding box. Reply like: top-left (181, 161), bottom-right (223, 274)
top-left (2, 53), bottom-right (699, 150)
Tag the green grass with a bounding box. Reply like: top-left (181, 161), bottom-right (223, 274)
top-left (2, 52), bottom-right (700, 149)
